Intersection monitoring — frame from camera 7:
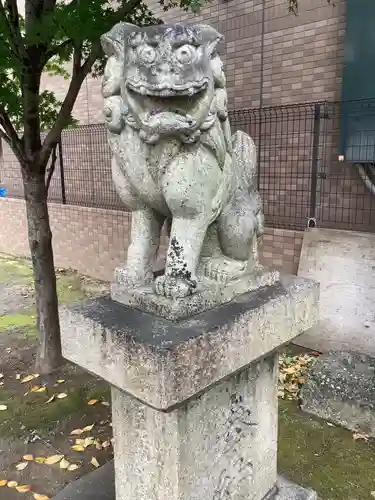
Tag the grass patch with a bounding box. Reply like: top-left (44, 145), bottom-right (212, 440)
top-left (56, 273), bottom-right (86, 305)
top-left (0, 255), bottom-right (33, 285)
top-left (0, 312), bottom-right (37, 338)
top-left (278, 400), bottom-right (375, 500)
top-left (0, 383), bottom-right (110, 438)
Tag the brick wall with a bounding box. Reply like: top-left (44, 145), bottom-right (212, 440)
top-left (36, 0), bottom-right (346, 125)
top-left (0, 198), bottom-right (303, 281)
top-left (148, 0), bottom-right (346, 109)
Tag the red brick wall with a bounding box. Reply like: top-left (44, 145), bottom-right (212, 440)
top-left (0, 198), bottom-right (303, 280)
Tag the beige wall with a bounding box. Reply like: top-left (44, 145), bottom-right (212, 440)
top-left (42, 0), bottom-right (346, 124)
top-left (0, 198), bottom-right (303, 280)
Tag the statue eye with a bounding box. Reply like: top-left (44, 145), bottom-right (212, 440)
top-left (137, 45), bottom-right (157, 64)
top-left (175, 44), bottom-right (195, 64)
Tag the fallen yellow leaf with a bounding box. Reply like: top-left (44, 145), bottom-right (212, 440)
top-left (83, 424), bottom-right (95, 432)
top-left (36, 387), bottom-right (47, 393)
top-left (8, 481), bottom-right (19, 488)
top-left (16, 484), bottom-right (32, 493)
top-left (101, 401), bottom-right (110, 407)
top-left (71, 445), bottom-right (85, 452)
top-left (84, 437), bottom-right (95, 448)
top-left (33, 494), bottom-right (50, 500)
top-left (46, 395), bottom-right (55, 404)
top-left (30, 385), bottom-right (42, 392)
top-left (91, 456), bottom-right (100, 468)
top-left (0, 405), bottom-right (7, 411)
top-left (75, 439), bottom-right (85, 446)
top-left (87, 399), bottom-right (98, 406)
top-left (16, 462), bottom-right (29, 471)
top-left (35, 457), bottom-right (46, 464)
top-left (57, 393), bottom-right (67, 399)
top-left (371, 492), bottom-right (375, 498)
top-left (353, 432), bottom-right (369, 441)
top-left (23, 454), bottom-right (34, 461)
top-left (59, 458), bottom-right (70, 470)
top-left (21, 374), bottom-right (39, 384)
top-left (67, 464), bottom-right (80, 471)
top-left (44, 455), bottom-right (64, 465)
top-left (0, 480), bottom-right (8, 486)
top-left (95, 440), bottom-right (102, 450)
top-left (102, 441), bottom-right (111, 449)
top-left (56, 380), bottom-right (65, 384)
top-left (70, 428), bottom-right (84, 436)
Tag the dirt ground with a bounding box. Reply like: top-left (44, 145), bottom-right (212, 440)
top-left (0, 254), bottom-right (374, 500)
top-left (0, 255), bottom-right (113, 499)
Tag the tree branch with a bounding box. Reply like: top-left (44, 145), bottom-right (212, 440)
top-left (45, 141), bottom-right (57, 191)
top-left (0, 106), bottom-right (24, 161)
top-left (43, 38), bottom-right (73, 63)
top-left (40, 42), bottom-right (101, 164)
top-left (73, 43), bottom-right (82, 73)
top-left (0, 0), bottom-right (26, 60)
top-left (43, 0), bottom-right (57, 11)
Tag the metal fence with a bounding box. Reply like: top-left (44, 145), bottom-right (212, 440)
top-left (2, 99), bottom-right (375, 232)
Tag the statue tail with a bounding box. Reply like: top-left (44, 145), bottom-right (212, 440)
top-left (231, 130), bottom-right (258, 194)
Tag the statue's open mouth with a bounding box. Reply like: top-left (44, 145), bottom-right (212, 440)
top-left (126, 78), bottom-right (209, 97)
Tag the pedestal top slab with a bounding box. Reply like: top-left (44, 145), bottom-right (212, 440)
top-left (112, 267), bottom-right (280, 321)
top-left (60, 276), bottom-right (319, 411)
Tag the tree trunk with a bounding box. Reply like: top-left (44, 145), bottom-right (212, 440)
top-left (22, 166), bottom-right (63, 374)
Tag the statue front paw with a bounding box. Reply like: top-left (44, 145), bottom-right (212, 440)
top-left (154, 275), bottom-right (197, 298)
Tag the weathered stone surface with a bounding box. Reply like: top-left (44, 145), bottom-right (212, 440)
top-left (301, 350), bottom-right (375, 437)
top-left (101, 22), bottom-right (270, 303)
top-left (52, 463), bottom-right (317, 500)
top-left (112, 356), bottom-right (277, 500)
top-left (273, 477), bottom-right (318, 499)
top-left (111, 266), bottom-right (279, 320)
top-left (296, 228), bottom-right (375, 356)
top-left (60, 276), bottom-right (319, 410)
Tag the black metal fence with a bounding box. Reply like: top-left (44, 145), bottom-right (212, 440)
top-left (2, 99), bottom-right (375, 232)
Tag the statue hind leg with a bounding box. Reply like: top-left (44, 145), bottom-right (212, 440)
top-left (202, 131), bottom-right (263, 282)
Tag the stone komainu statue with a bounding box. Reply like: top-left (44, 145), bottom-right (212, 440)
top-left (101, 22), bottom-right (265, 299)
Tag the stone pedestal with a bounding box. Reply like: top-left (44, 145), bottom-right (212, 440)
top-left (59, 276), bottom-right (319, 500)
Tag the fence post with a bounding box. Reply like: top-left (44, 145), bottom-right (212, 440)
top-left (58, 137), bottom-right (66, 205)
top-left (309, 103), bottom-right (321, 221)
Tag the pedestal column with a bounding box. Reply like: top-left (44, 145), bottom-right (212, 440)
top-left (60, 276), bottom-right (319, 500)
